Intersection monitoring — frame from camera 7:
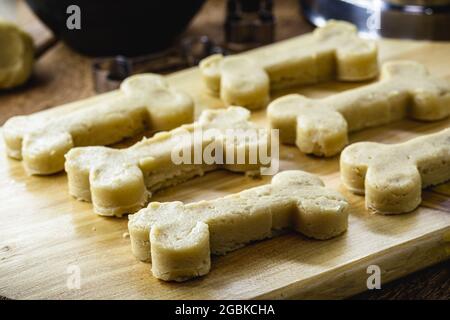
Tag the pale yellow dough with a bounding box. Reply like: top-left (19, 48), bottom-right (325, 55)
top-left (3, 74), bottom-right (194, 175)
top-left (199, 20), bottom-right (378, 110)
top-left (340, 128), bottom-right (450, 214)
top-left (128, 170), bottom-right (349, 281)
top-left (65, 107), bottom-right (272, 217)
top-left (0, 19), bottom-right (34, 89)
top-left (268, 61), bottom-right (450, 157)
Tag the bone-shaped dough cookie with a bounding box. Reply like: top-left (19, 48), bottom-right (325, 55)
top-left (340, 128), bottom-right (450, 214)
top-left (65, 107), bottom-right (271, 217)
top-left (128, 170), bottom-right (348, 281)
top-left (199, 20), bottom-right (378, 110)
top-left (268, 61), bottom-right (450, 157)
top-left (2, 73), bottom-right (194, 175)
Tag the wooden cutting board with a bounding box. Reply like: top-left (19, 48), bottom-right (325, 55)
top-left (0, 37), bottom-right (449, 300)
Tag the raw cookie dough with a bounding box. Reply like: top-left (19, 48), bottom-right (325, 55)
top-left (340, 128), bottom-right (450, 214)
top-left (0, 19), bottom-right (34, 89)
top-left (268, 61), bottom-right (450, 157)
top-left (128, 170), bottom-right (349, 281)
top-left (199, 20), bottom-right (378, 110)
top-left (3, 73), bottom-right (194, 175)
top-left (65, 107), bottom-right (272, 217)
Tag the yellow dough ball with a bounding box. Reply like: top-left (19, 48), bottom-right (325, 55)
top-left (0, 19), bottom-right (34, 89)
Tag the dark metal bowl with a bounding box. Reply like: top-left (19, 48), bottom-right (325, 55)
top-left (26, 0), bottom-right (206, 56)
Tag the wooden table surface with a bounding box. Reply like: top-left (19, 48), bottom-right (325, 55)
top-left (0, 0), bottom-right (448, 299)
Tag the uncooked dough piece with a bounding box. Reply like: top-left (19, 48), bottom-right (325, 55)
top-left (3, 74), bottom-right (194, 175)
top-left (128, 170), bottom-right (349, 281)
top-left (268, 61), bottom-right (450, 157)
top-left (65, 107), bottom-right (272, 217)
top-left (199, 20), bottom-right (378, 110)
top-left (0, 19), bottom-right (34, 89)
top-left (340, 128), bottom-right (450, 214)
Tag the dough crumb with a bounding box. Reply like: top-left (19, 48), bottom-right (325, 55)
top-left (245, 170), bottom-right (261, 179)
top-left (92, 226), bottom-right (96, 231)
top-left (122, 232), bottom-right (130, 239)
top-left (285, 152), bottom-right (295, 160)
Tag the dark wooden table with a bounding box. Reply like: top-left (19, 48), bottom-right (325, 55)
top-left (0, 0), bottom-right (448, 299)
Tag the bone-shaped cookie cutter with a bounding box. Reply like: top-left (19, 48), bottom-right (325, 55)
top-left (199, 20), bottom-right (378, 110)
top-left (2, 74), bottom-right (194, 175)
top-left (268, 61), bottom-right (450, 157)
top-left (340, 128), bottom-right (450, 214)
top-left (65, 107), bottom-right (274, 217)
top-left (128, 170), bottom-right (349, 281)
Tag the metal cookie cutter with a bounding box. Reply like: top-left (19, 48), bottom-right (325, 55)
top-left (92, 35), bottom-right (225, 93)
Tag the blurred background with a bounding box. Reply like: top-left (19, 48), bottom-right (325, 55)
top-left (3, 0), bottom-right (449, 58)
top-left (1, 0), bottom-right (448, 96)
top-left (0, 0), bottom-right (322, 132)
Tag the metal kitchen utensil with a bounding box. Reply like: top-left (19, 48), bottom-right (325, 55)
top-left (92, 35), bottom-right (225, 93)
top-left (300, 0), bottom-right (450, 40)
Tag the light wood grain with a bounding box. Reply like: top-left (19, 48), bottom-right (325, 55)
top-left (0, 37), bottom-right (449, 299)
